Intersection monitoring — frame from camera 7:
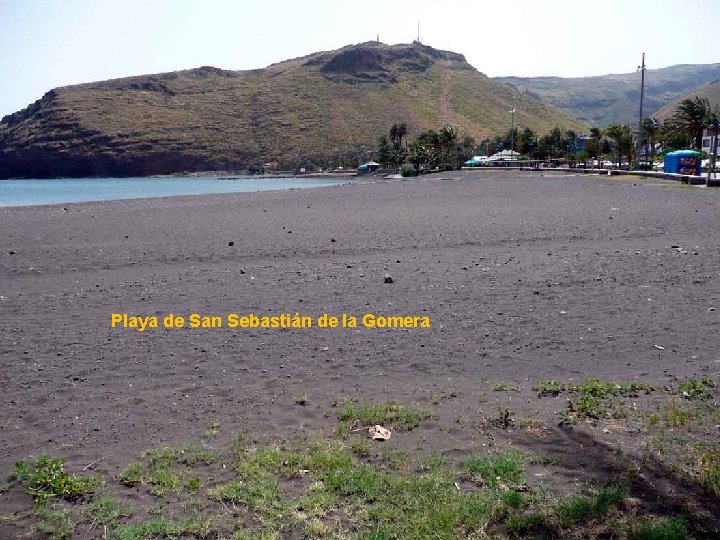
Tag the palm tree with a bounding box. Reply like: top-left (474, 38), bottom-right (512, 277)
top-left (657, 119), bottom-right (691, 150)
top-left (640, 118), bottom-right (660, 160)
top-left (589, 127), bottom-right (603, 167)
top-left (563, 130), bottom-right (578, 163)
top-left (548, 127), bottom-right (563, 157)
top-left (389, 122), bottom-right (408, 150)
top-left (439, 124), bottom-right (458, 169)
top-left (667, 97), bottom-right (711, 149)
top-left (388, 122), bottom-right (408, 168)
top-left (376, 135), bottom-right (392, 167)
top-left (604, 124), bottom-right (633, 168)
top-left (459, 135), bottom-right (477, 162)
top-left (518, 127), bottom-right (537, 156)
top-left (409, 129), bottom-right (440, 172)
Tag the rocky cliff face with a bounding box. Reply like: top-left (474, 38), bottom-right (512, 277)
top-left (0, 42), bottom-right (582, 178)
top-left (308, 43), bottom-right (471, 83)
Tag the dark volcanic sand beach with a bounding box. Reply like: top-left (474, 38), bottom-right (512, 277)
top-left (1, 170), bottom-right (720, 532)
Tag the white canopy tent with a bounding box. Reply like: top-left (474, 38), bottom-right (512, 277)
top-left (487, 150), bottom-right (522, 161)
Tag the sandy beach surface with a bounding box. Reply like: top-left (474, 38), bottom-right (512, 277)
top-left (1, 170), bottom-right (719, 533)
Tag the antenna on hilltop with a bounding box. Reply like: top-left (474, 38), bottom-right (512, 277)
top-left (417, 21), bottom-right (421, 44)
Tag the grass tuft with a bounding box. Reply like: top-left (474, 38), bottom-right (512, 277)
top-left (118, 461), bottom-right (145, 487)
top-left (536, 378), bottom-right (655, 424)
top-left (675, 376), bottom-right (715, 400)
top-left (555, 486), bottom-right (625, 528)
top-left (87, 495), bottom-right (133, 527)
top-left (628, 516), bottom-right (689, 540)
top-left (112, 516), bottom-right (216, 540)
top-left (463, 450), bottom-right (525, 489)
top-left (335, 399), bottom-right (431, 436)
top-left (13, 453), bottom-right (97, 503)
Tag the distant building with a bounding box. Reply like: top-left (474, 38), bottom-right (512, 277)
top-left (576, 135), bottom-right (590, 154)
top-left (358, 161), bottom-right (380, 173)
top-left (487, 150), bottom-right (521, 161)
top-left (702, 127), bottom-right (718, 155)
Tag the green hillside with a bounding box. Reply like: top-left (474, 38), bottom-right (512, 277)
top-left (654, 79), bottom-right (720, 120)
top-left (497, 64), bottom-right (720, 126)
top-left (0, 42), bottom-right (584, 178)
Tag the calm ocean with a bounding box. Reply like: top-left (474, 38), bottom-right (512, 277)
top-left (0, 176), bottom-right (348, 208)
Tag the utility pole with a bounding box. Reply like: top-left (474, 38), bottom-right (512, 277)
top-left (637, 53), bottom-right (646, 165)
top-left (510, 102), bottom-right (516, 161)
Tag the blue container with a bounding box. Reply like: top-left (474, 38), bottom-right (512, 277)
top-left (664, 150), bottom-right (701, 175)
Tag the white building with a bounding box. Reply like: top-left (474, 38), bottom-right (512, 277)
top-left (702, 128), bottom-right (718, 155)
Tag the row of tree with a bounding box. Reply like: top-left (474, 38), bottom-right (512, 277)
top-left (478, 127), bottom-right (584, 160)
top-left (376, 123), bottom-right (627, 170)
top-left (606, 98), bottom-right (720, 165)
top-left (660, 96), bottom-right (719, 150)
top-left (377, 123), bottom-right (476, 172)
top-left (375, 96), bottom-right (719, 172)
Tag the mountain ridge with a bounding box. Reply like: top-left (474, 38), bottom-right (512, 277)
top-left (495, 63), bottom-right (720, 126)
top-left (653, 79), bottom-right (720, 120)
top-left (0, 41), bottom-right (584, 178)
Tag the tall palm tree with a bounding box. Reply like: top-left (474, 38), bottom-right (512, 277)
top-left (388, 122), bottom-right (408, 168)
top-left (640, 117), bottom-right (660, 160)
top-left (589, 127), bottom-right (603, 167)
top-left (409, 129), bottom-right (440, 172)
top-left (604, 124), bottom-right (633, 168)
top-left (389, 123), bottom-right (408, 150)
top-left (459, 135), bottom-right (477, 162)
top-left (439, 124), bottom-right (458, 169)
top-left (588, 127), bottom-right (603, 168)
top-left (668, 97), bottom-right (711, 149)
top-left (518, 127), bottom-right (537, 156)
top-left (549, 127), bottom-right (563, 157)
top-left (563, 130), bottom-right (578, 162)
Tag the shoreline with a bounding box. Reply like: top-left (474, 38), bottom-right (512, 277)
top-left (0, 171), bottom-right (361, 181)
top-left (0, 175), bottom-right (356, 210)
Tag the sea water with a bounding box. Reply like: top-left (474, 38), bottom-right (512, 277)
top-left (0, 176), bottom-right (348, 208)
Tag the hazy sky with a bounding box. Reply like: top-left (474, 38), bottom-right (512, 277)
top-left (1, 0), bottom-right (717, 117)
